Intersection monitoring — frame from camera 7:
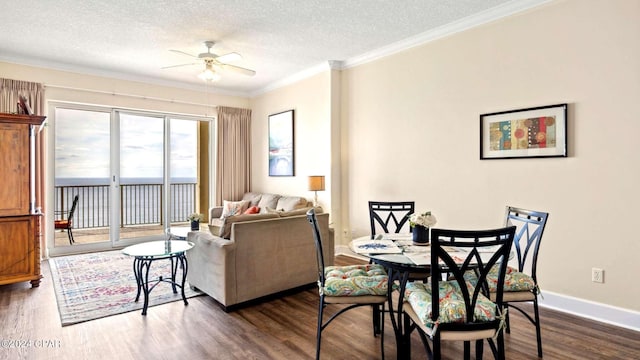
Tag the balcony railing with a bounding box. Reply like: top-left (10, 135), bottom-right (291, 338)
top-left (54, 182), bottom-right (197, 229)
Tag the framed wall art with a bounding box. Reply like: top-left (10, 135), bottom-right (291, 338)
top-left (480, 103), bottom-right (567, 160)
top-left (268, 109), bottom-right (295, 176)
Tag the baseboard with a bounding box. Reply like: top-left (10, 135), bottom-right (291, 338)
top-left (538, 290), bottom-right (640, 332)
top-left (335, 245), bottom-right (640, 332)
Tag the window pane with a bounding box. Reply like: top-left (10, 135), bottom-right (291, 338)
top-left (54, 108), bottom-right (110, 246)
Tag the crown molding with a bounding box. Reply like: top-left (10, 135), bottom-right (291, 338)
top-left (342, 0), bottom-right (552, 69)
top-left (249, 61), bottom-right (333, 98)
top-left (251, 0), bottom-right (551, 96)
top-left (2, 0), bottom-right (552, 99)
top-left (0, 55), bottom-right (248, 98)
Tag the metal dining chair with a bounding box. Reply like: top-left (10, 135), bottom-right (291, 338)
top-left (462, 206), bottom-right (549, 357)
top-left (403, 226), bottom-right (516, 360)
top-left (500, 206), bottom-right (549, 358)
top-left (368, 201), bottom-right (415, 237)
top-left (307, 208), bottom-right (388, 360)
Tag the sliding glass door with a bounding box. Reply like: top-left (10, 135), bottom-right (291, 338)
top-left (53, 107), bottom-right (111, 247)
top-left (51, 104), bottom-right (208, 254)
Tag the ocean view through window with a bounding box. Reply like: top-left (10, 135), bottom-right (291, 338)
top-left (53, 106), bottom-right (203, 246)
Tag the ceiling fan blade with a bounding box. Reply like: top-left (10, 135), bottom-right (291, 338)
top-left (222, 64), bottom-right (256, 76)
top-left (215, 52), bottom-right (242, 64)
top-left (169, 49), bottom-right (197, 58)
top-left (161, 62), bottom-right (199, 69)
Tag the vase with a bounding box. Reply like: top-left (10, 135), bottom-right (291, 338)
top-left (190, 220), bottom-right (200, 231)
top-left (412, 225), bottom-right (429, 245)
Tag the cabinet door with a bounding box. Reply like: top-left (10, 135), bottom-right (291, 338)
top-left (0, 216), bottom-right (35, 283)
top-left (0, 123), bottom-right (30, 216)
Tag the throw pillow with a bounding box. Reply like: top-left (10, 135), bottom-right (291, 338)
top-left (220, 200), bottom-right (249, 218)
top-left (243, 206), bottom-right (260, 215)
top-left (241, 192), bottom-right (263, 207)
top-left (264, 206), bottom-right (285, 214)
top-left (276, 196), bottom-right (308, 211)
top-left (257, 194), bottom-right (281, 213)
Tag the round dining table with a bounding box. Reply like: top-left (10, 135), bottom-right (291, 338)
top-left (350, 233), bottom-right (514, 359)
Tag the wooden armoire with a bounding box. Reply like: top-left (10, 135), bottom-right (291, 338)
top-left (0, 113), bottom-right (45, 287)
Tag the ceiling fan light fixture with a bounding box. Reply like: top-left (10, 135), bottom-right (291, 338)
top-left (198, 64), bottom-right (221, 82)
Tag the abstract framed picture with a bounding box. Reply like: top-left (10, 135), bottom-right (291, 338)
top-left (480, 103), bottom-right (567, 160)
top-left (268, 109), bottom-right (295, 176)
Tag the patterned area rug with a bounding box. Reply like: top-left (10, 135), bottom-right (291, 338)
top-left (49, 250), bottom-right (201, 326)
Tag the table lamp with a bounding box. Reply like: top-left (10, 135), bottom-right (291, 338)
top-left (308, 175), bottom-right (325, 206)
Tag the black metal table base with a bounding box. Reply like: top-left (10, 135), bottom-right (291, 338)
top-left (132, 253), bottom-right (189, 315)
top-left (373, 259), bottom-right (430, 360)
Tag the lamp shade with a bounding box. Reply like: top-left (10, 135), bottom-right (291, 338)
top-left (308, 175), bottom-right (325, 191)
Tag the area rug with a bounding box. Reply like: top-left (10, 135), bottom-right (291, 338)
top-left (49, 250), bottom-right (202, 326)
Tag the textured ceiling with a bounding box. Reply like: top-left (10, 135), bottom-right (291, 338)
top-left (0, 0), bottom-right (546, 96)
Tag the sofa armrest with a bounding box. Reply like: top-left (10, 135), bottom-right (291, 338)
top-left (209, 206), bottom-right (223, 220)
top-left (185, 231), bottom-right (236, 307)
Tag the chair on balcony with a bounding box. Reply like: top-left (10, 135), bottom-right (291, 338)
top-left (55, 195), bottom-right (79, 245)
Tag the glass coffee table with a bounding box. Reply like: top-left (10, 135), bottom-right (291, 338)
top-left (122, 240), bottom-right (195, 315)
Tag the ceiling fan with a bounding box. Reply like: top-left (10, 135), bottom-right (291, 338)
top-left (163, 40), bottom-right (256, 81)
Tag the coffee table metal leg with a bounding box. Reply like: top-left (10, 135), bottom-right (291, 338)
top-left (133, 257), bottom-right (142, 302)
top-left (179, 253), bottom-right (189, 305)
top-left (140, 258), bottom-right (152, 315)
top-left (170, 257), bottom-right (178, 294)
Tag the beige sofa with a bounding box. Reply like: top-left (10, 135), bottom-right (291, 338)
top-left (186, 192), bottom-right (334, 311)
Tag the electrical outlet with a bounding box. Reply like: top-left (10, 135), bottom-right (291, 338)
top-left (592, 268), bottom-right (604, 283)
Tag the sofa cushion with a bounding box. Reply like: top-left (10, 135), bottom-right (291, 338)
top-left (221, 200), bottom-right (249, 218)
top-left (277, 206), bottom-right (324, 217)
top-left (258, 194), bottom-right (281, 212)
top-left (216, 213), bottom-right (280, 239)
top-left (276, 196), bottom-right (309, 211)
top-left (241, 192), bottom-right (263, 207)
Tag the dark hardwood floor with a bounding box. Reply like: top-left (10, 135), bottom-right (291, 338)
top-left (1, 255), bottom-right (638, 360)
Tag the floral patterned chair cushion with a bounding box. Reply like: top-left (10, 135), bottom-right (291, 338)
top-left (464, 265), bottom-right (536, 292)
top-left (322, 264), bottom-right (388, 296)
top-left (404, 280), bottom-right (498, 329)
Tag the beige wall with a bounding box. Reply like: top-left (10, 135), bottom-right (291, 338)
top-left (342, 0), bottom-right (639, 313)
top-left (250, 71), bottom-right (333, 214)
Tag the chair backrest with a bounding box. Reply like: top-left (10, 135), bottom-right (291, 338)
top-left (504, 206), bottom-right (549, 283)
top-left (430, 226), bottom-right (515, 328)
top-left (306, 208), bottom-right (326, 287)
top-left (67, 195), bottom-right (79, 222)
top-left (368, 201), bottom-right (415, 236)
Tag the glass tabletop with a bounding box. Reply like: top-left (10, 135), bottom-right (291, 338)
top-left (350, 234), bottom-right (512, 268)
top-left (350, 234), bottom-right (428, 266)
top-left (122, 240), bottom-right (194, 257)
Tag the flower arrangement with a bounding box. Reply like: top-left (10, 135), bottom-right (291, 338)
top-left (187, 213), bottom-right (203, 222)
top-left (409, 211), bottom-right (437, 228)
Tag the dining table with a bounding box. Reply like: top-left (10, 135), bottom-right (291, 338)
top-left (349, 233), bottom-right (512, 360)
